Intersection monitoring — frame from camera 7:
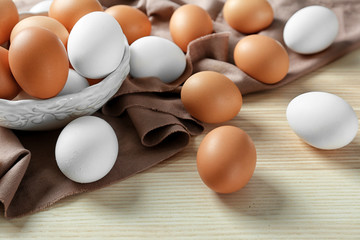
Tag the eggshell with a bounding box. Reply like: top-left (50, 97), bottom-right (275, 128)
top-left (286, 92), bottom-right (358, 150)
top-left (48, 0), bottom-right (103, 32)
top-left (283, 5), bottom-right (339, 55)
top-left (169, 4), bottom-right (213, 52)
top-left (105, 5), bottom-right (151, 44)
top-left (55, 116), bottom-right (118, 183)
top-left (67, 11), bottom-right (126, 79)
top-left (29, 0), bottom-right (53, 14)
top-left (130, 36), bottom-right (186, 83)
top-left (0, 47), bottom-right (20, 99)
top-left (181, 71), bottom-right (242, 123)
top-left (0, 0), bottom-right (19, 44)
top-left (8, 27), bottom-right (69, 99)
top-left (10, 15), bottom-right (69, 47)
top-left (223, 0), bottom-right (273, 34)
top-left (57, 69), bottom-right (89, 96)
top-left (197, 126), bottom-right (257, 194)
top-left (234, 34), bottom-right (289, 84)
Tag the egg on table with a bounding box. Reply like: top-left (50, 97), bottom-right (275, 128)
top-left (286, 92), bottom-right (358, 150)
top-left (197, 126), bottom-right (257, 194)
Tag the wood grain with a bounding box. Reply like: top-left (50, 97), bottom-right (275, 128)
top-left (2, 1), bottom-right (360, 239)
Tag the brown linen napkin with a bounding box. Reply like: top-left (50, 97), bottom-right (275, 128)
top-left (1, 0), bottom-right (360, 219)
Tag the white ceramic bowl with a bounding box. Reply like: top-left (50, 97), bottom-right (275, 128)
top-left (0, 41), bottom-right (130, 131)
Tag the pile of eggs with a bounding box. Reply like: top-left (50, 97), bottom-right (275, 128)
top-left (1, 0), bottom-right (358, 192)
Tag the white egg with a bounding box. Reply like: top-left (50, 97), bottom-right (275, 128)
top-left (283, 5), bottom-right (339, 54)
top-left (29, 0), bottom-right (53, 14)
top-left (55, 116), bottom-right (119, 183)
top-left (57, 69), bottom-right (89, 96)
top-left (67, 11), bottom-right (126, 79)
top-left (130, 36), bottom-right (186, 83)
top-left (286, 92), bottom-right (358, 150)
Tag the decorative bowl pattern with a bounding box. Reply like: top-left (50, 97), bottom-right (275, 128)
top-left (0, 41), bottom-right (130, 131)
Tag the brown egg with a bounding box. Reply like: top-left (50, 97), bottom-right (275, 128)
top-left (48, 0), bottom-right (103, 32)
top-left (223, 0), bottom-right (273, 34)
top-left (10, 16), bottom-right (69, 47)
top-left (0, 0), bottom-right (19, 44)
top-left (234, 34), bottom-right (289, 84)
top-left (169, 4), bottom-right (213, 52)
top-left (181, 71), bottom-right (242, 124)
top-left (105, 5), bottom-right (151, 44)
top-left (0, 47), bottom-right (20, 99)
top-left (197, 126), bottom-right (257, 194)
top-left (9, 27), bottom-right (69, 99)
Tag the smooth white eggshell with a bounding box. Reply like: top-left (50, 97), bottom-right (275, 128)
top-left (67, 11), bottom-right (126, 79)
top-left (29, 0), bottom-right (53, 14)
top-left (283, 5), bottom-right (339, 54)
top-left (129, 36), bottom-right (186, 83)
top-left (55, 116), bottom-right (119, 183)
top-left (57, 69), bottom-right (89, 96)
top-left (286, 92), bottom-right (358, 150)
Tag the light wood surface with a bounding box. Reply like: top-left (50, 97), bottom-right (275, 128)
top-left (2, 1), bottom-right (360, 239)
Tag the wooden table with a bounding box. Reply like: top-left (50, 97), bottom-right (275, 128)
top-left (2, 1), bottom-right (360, 239)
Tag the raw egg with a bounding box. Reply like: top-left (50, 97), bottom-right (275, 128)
top-left (169, 4), bottom-right (213, 52)
top-left (197, 126), bottom-right (257, 194)
top-left (10, 16), bottom-right (69, 47)
top-left (67, 11), bottom-right (126, 79)
top-left (9, 27), bottom-right (69, 99)
top-left (0, 47), bottom-right (20, 99)
top-left (286, 92), bottom-right (358, 150)
top-left (181, 71), bottom-right (242, 123)
top-left (55, 116), bottom-right (118, 183)
top-left (105, 5), bottom-right (151, 44)
top-left (48, 0), bottom-right (103, 32)
top-left (0, 0), bottom-right (19, 44)
top-left (234, 34), bottom-right (289, 84)
top-left (223, 0), bottom-right (273, 34)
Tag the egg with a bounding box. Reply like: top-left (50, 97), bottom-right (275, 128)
top-left (234, 34), bottom-right (289, 84)
top-left (48, 0), bottom-right (103, 32)
top-left (223, 0), bottom-right (273, 34)
top-left (283, 6), bottom-right (339, 55)
top-left (130, 36), bottom-right (186, 83)
top-left (67, 11), bottom-right (126, 79)
top-left (0, 47), bottom-right (20, 99)
top-left (29, 0), bottom-right (53, 14)
top-left (197, 126), bottom-right (257, 194)
top-left (0, 0), bottom-right (19, 44)
top-left (9, 27), bottom-right (69, 99)
top-left (10, 16), bottom-right (69, 47)
top-left (169, 4), bottom-right (213, 52)
top-left (286, 92), bottom-right (358, 150)
top-left (55, 116), bottom-right (118, 183)
top-left (105, 5), bottom-right (151, 44)
top-left (181, 71), bottom-right (242, 123)
top-left (57, 69), bottom-right (89, 96)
